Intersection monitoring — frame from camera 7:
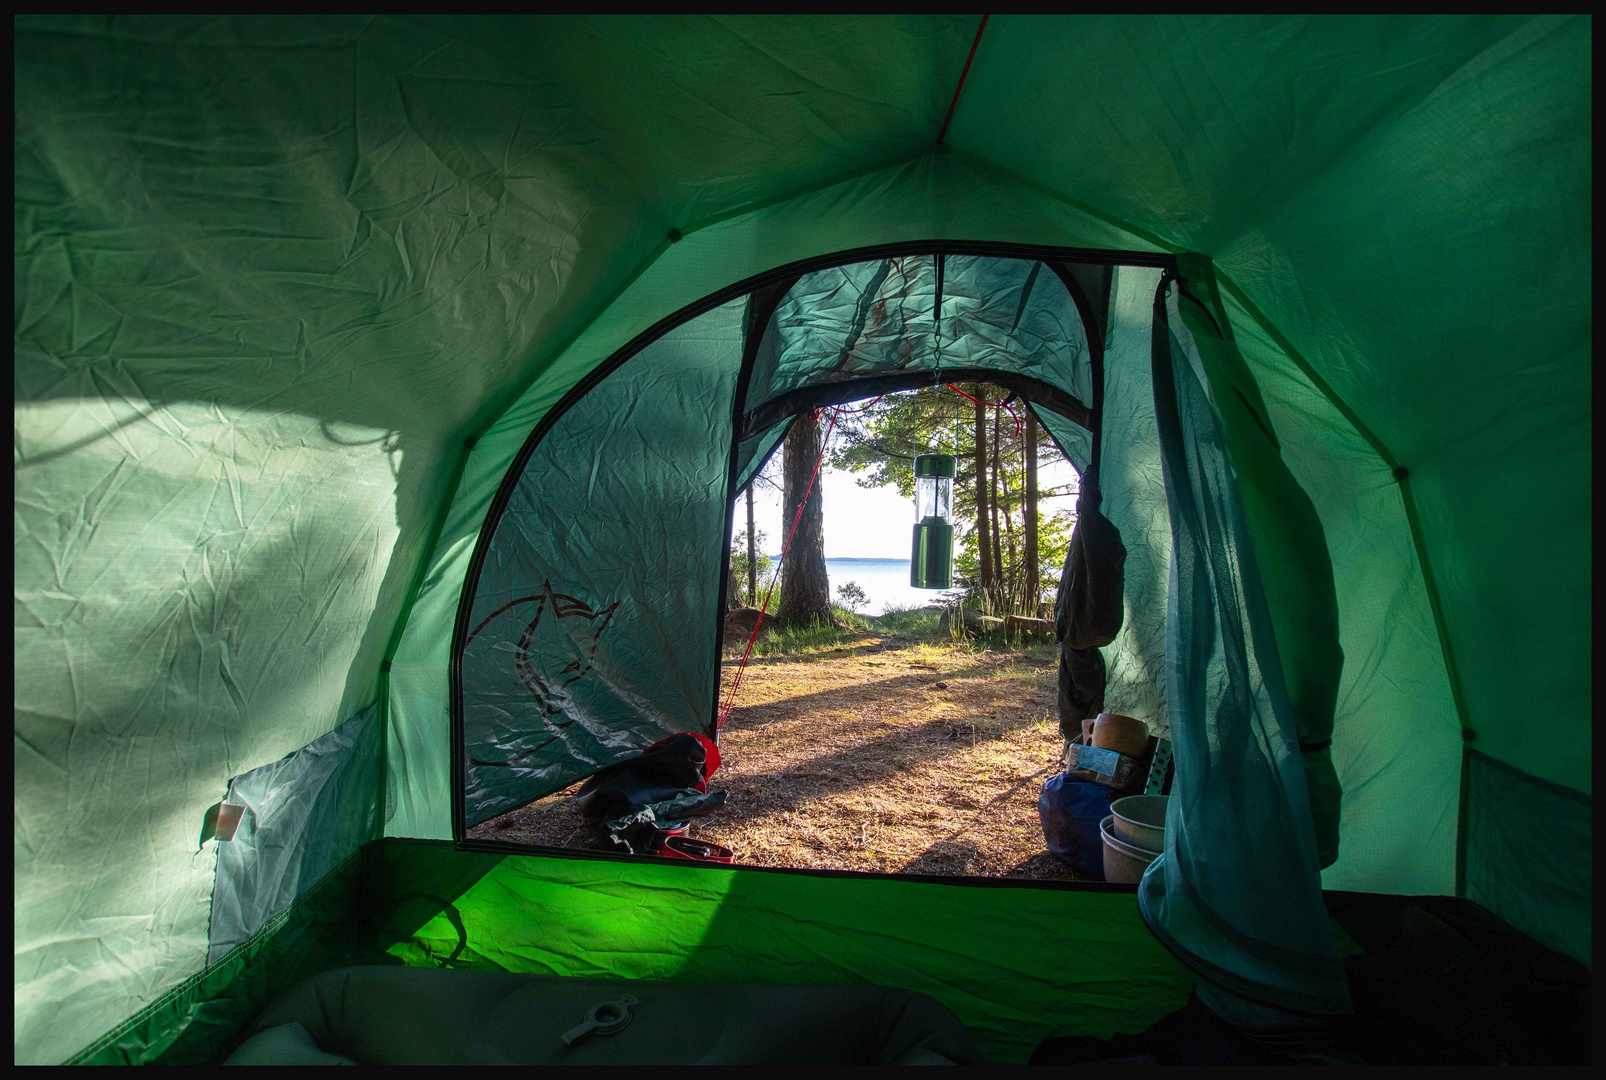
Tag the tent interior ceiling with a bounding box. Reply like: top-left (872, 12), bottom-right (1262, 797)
top-left (14, 14), bottom-right (1590, 1067)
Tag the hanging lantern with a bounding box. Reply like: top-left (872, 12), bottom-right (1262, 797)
top-left (910, 453), bottom-right (955, 589)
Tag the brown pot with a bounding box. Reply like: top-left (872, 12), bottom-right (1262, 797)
top-left (1091, 713), bottom-right (1149, 757)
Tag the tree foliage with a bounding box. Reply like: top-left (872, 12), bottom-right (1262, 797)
top-left (835, 580), bottom-right (870, 612)
top-left (729, 527), bottom-right (774, 602)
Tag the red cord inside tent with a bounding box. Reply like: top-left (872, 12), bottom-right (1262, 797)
top-left (718, 405), bottom-right (843, 730)
top-left (834, 395), bottom-right (884, 415)
top-left (946, 382), bottom-right (1022, 439)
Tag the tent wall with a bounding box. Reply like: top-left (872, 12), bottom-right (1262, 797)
top-left (458, 301), bottom-right (745, 825)
top-left (14, 19), bottom-right (978, 1061)
top-left (1223, 293), bottom-right (1464, 897)
top-left (15, 14), bottom-right (1589, 1064)
top-left (1465, 753), bottom-right (1592, 963)
top-left (1064, 266), bottom-right (1172, 730)
top-left (951, 14), bottom-right (1593, 797)
top-left (66, 855), bottom-right (365, 1066)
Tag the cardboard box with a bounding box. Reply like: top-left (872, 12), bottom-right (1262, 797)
top-left (1064, 734), bottom-right (1169, 795)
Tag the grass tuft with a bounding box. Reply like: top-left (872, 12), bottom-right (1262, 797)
top-left (750, 617), bottom-right (856, 656)
top-left (874, 602), bottom-right (945, 639)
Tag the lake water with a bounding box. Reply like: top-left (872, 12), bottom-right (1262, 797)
top-left (825, 557), bottom-right (950, 615)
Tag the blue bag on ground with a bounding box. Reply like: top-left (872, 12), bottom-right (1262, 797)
top-left (1038, 774), bottom-right (1118, 879)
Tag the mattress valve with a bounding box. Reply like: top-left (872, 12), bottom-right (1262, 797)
top-left (562, 994), bottom-right (639, 1046)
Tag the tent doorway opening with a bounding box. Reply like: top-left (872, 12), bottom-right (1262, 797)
top-left (453, 243), bottom-right (1170, 882)
top-left (470, 383), bottom-right (1091, 879)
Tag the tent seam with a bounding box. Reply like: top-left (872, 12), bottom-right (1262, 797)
top-left (1213, 276), bottom-right (1396, 466)
top-left (1213, 271), bottom-right (1477, 894)
top-left (373, 442), bottom-right (476, 838)
top-left (936, 15), bottom-right (990, 145)
top-left (680, 144), bottom-right (938, 238)
top-left (944, 148), bottom-right (1182, 254)
top-left (1396, 472), bottom-right (1478, 896)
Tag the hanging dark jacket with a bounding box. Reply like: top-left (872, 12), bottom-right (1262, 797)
top-left (1055, 477), bottom-right (1127, 739)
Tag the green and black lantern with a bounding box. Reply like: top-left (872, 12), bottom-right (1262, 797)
top-left (910, 453), bottom-right (956, 589)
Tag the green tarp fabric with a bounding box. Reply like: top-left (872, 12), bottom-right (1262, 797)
top-left (1035, 268), bottom-right (1168, 728)
top-left (209, 704), bottom-right (380, 965)
top-left (1465, 753), bottom-right (1592, 964)
top-left (751, 255), bottom-right (1092, 412)
top-left (367, 844), bottom-right (1194, 1065)
top-left (1139, 281), bottom-right (1347, 1013)
top-left (459, 301), bottom-right (745, 825)
top-left (15, 14), bottom-right (1591, 1065)
top-left (67, 854), bottom-right (365, 1066)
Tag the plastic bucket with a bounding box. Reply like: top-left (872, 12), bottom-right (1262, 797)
top-left (1109, 794), bottom-right (1168, 851)
top-left (1100, 814), bottom-right (1160, 883)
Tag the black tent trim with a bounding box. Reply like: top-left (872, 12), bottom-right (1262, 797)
top-left (739, 367), bottom-right (1093, 440)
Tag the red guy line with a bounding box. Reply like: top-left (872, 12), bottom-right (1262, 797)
top-left (719, 405), bottom-right (844, 729)
top-left (936, 15), bottom-right (990, 146)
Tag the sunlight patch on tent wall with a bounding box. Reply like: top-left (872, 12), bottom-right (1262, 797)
top-left (14, 397), bottom-right (406, 1065)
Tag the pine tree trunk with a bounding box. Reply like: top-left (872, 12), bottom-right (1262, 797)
top-left (972, 389), bottom-right (993, 605)
top-left (989, 404), bottom-right (1003, 608)
top-left (745, 482), bottom-right (757, 605)
top-left (1024, 412), bottom-right (1040, 615)
top-left (776, 411), bottom-right (832, 628)
top-left (998, 430), bottom-right (1017, 609)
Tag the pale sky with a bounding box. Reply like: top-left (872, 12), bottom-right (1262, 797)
top-left (733, 452), bottom-right (1080, 559)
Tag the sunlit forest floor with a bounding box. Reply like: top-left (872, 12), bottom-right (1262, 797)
top-left (474, 612), bottom-right (1084, 882)
top-left (703, 626), bottom-right (1077, 878)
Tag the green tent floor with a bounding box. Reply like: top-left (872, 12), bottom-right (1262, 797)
top-left (78, 841), bottom-right (1195, 1064)
top-left (70, 840), bottom-right (1592, 1066)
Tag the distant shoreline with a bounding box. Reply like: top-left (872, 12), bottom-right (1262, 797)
top-left (766, 556), bottom-right (910, 563)
top-left (747, 556), bottom-right (935, 614)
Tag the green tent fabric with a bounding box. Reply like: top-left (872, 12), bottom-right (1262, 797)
top-left (14, 14), bottom-right (1590, 1066)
